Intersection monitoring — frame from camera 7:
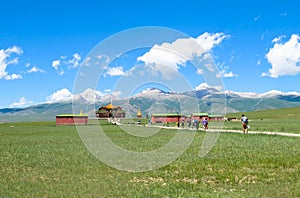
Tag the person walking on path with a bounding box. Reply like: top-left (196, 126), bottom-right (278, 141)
top-left (241, 114), bottom-right (249, 133)
top-left (202, 117), bottom-right (208, 130)
top-left (187, 119), bottom-right (191, 128)
top-left (195, 120), bottom-right (199, 131)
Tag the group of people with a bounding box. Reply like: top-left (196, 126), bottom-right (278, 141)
top-left (177, 117), bottom-right (209, 131)
top-left (174, 114), bottom-right (250, 133)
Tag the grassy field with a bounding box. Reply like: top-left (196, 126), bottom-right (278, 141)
top-left (1, 118), bottom-right (300, 197)
top-left (224, 106), bottom-right (300, 133)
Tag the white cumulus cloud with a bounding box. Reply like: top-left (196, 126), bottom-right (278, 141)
top-left (9, 97), bottom-right (33, 108)
top-left (67, 53), bottom-right (81, 68)
top-left (46, 88), bottom-right (73, 103)
top-left (0, 45), bottom-right (23, 80)
top-left (217, 63), bottom-right (238, 78)
top-left (5, 46), bottom-right (23, 54)
top-left (272, 35), bottom-right (286, 43)
top-left (137, 32), bottom-right (229, 79)
top-left (105, 66), bottom-right (125, 76)
top-left (52, 53), bottom-right (81, 75)
top-left (264, 34), bottom-right (300, 78)
top-left (27, 66), bottom-right (45, 74)
top-left (196, 32), bottom-right (229, 52)
top-left (5, 73), bottom-right (22, 80)
top-left (52, 60), bottom-right (60, 70)
top-left (217, 70), bottom-right (237, 78)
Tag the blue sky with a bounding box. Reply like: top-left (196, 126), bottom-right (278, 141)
top-left (1, 0), bottom-right (300, 108)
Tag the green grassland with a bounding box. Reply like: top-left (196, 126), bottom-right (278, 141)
top-left (1, 107), bottom-right (300, 197)
top-left (224, 106), bottom-right (300, 133)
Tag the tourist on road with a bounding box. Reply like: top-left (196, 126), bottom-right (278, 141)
top-left (241, 114), bottom-right (249, 133)
top-left (202, 117), bottom-right (208, 130)
top-left (195, 120), bottom-right (199, 131)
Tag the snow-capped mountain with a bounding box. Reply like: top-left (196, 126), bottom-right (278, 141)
top-left (46, 87), bottom-right (300, 104)
top-left (183, 84), bottom-right (220, 99)
top-left (131, 88), bottom-right (183, 100)
top-left (57, 88), bottom-right (122, 104)
top-left (73, 88), bottom-right (103, 103)
top-left (1, 87), bottom-right (300, 122)
top-left (259, 90), bottom-right (300, 100)
top-left (132, 88), bottom-right (169, 97)
top-left (223, 90), bottom-right (260, 98)
top-left (223, 89), bottom-right (300, 100)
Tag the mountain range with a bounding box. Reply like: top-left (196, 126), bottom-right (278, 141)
top-left (1, 86), bottom-right (300, 122)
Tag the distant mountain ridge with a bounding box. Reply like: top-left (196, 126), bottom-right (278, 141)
top-left (1, 87), bottom-right (300, 122)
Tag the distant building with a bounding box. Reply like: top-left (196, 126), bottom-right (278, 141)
top-left (208, 114), bottom-right (224, 121)
top-left (95, 103), bottom-right (125, 118)
top-left (151, 113), bottom-right (183, 124)
top-left (191, 113), bottom-right (224, 121)
top-left (151, 112), bottom-right (224, 124)
top-left (191, 113), bottom-right (209, 121)
top-left (137, 108), bottom-right (142, 118)
top-left (56, 113), bottom-right (88, 125)
top-left (226, 117), bottom-right (238, 121)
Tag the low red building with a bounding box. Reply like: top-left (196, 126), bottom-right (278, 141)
top-left (191, 113), bottom-right (209, 121)
top-left (151, 112), bottom-right (224, 124)
top-left (56, 114), bottom-right (88, 125)
top-left (151, 113), bottom-right (183, 124)
top-left (208, 114), bottom-right (224, 121)
top-left (191, 113), bottom-right (224, 121)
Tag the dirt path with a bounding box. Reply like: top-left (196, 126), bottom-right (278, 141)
top-left (207, 129), bottom-right (300, 137)
top-left (144, 125), bottom-right (300, 138)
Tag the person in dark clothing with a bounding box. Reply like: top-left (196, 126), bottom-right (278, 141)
top-left (202, 117), bottom-right (208, 130)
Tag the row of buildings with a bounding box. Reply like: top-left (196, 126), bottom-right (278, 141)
top-left (151, 113), bottom-right (224, 124)
top-left (56, 103), bottom-right (224, 125)
top-left (56, 104), bottom-right (126, 125)
top-left (94, 103), bottom-right (223, 122)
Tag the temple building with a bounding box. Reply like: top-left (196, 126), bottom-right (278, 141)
top-left (95, 103), bottom-right (126, 118)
